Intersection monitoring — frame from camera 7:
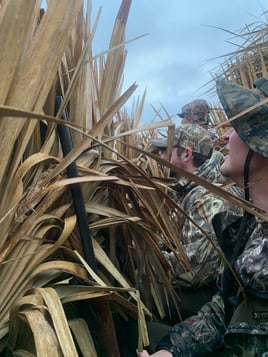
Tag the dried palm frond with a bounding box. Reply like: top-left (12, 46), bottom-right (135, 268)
top-left (204, 10), bottom-right (268, 141)
top-left (0, 0), bottom-right (178, 354)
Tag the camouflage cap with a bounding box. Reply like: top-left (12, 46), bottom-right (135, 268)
top-left (216, 77), bottom-right (268, 158)
top-left (177, 99), bottom-right (210, 125)
top-left (152, 124), bottom-right (213, 158)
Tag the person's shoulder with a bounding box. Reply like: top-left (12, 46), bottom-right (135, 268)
top-left (182, 184), bottom-right (210, 209)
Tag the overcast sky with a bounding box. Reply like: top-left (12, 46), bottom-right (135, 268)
top-left (91, 1), bottom-right (267, 125)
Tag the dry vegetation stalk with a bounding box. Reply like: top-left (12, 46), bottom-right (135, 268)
top-left (0, 0), bottom-right (171, 354)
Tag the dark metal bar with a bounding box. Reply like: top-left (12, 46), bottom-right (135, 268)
top-left (55, 96), bottom-right (97, 273)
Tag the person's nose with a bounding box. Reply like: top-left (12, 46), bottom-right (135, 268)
top-left (161, 151), bottom-right (167, 159)
top-left (222, 127), bottom-right (233, 144)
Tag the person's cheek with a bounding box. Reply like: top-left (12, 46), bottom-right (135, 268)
top-left (161, 152), bottom-right (167, 160)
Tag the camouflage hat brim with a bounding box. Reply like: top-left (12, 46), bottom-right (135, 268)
top-left (151, 138), bottom-right (169, 149)
top-left (216, 79), bottom-right (268, 158)
top-left (152, 124), bottom-right (213, 158)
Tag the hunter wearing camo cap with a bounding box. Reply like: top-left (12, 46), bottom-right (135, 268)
top-left (177, 99), bottom-right (210, 127)
top-left (149, 123), bottom-right (238, 325)
top-left (152, 123), bottom-right (213, 158)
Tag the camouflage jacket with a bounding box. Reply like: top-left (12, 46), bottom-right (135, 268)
top-left (164, 150), bottom-right (242, 288)
top-left (157, 214), bottom-right (268, 356)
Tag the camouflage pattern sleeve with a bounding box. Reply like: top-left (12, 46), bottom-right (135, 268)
top-left (162, 150), bottom-right (243, 288)
top-left (172, 186), bottom-right (227, 287)
top-left (235, 220), bottom-right (268, 294)
top-left (156, 293), bottom-right (226, 356)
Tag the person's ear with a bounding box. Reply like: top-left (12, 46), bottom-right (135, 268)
top-left (184, 147), bottom-right (192, 160)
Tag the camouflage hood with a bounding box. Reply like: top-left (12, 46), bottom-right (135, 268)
top-left (195, 149), bottom-right (227, 184)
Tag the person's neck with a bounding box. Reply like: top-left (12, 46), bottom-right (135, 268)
top-left (249, 177), bottom-right (268, 216)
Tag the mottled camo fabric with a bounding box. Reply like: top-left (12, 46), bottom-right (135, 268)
top-left (174, 124), bottom-right (213, 158)
top-left (157, 217), bottom-right (268, 356)
top-left (216, 78), bottom-right (268, 159)
top-left (163, 150), bottom-right (242, 288)
top-left (152, 124), bottom-right (213, 157)
top-left (179, 99), bottom-right (210, 126)
top-left (235, 220), bottom-right (268, 294)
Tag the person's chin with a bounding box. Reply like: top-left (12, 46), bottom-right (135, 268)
top-left (219, 162), bottom-right (229, 177)
top-left (220, 155), bottom-right (230, 171)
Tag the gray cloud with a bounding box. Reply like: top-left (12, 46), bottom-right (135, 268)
top-left (92, 0), bottom-right (267, 124)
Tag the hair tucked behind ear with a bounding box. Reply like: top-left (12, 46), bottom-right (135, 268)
top-left (175, 146), bottom-right (185, 157)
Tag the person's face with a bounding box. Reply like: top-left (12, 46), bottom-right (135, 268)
top-left (220, 127), bottom-right (250, 185)
top-left (161, 147), bottom-right (185, 177)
